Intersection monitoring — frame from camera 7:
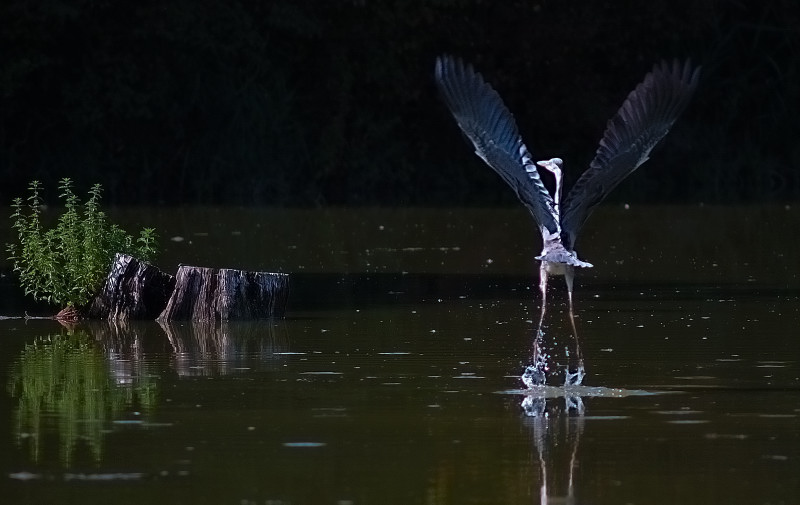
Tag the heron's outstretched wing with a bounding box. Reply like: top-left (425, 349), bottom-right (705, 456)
top-left (560, 60), bottom-right (700, 249)
top-left (435, 55), bottom-right (559, 236)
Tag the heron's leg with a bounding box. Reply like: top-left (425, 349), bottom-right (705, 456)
top-left (564, 267), bottom-right (585, 385)
top-left (535, 262), bottom-right (549, 370)
top-left (564, 267), bottom-right (578, 355)
top-left (537, 262), bottom-right (548, 332)
top-left (523, 263), bottom-right (549, 388)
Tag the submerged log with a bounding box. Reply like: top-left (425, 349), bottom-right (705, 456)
top-left (85, 253), bottom-right (176, 320)
top-left (56, 305), bottom-right (83, 323)
top-left (157, 265), bottom-right (288, 321)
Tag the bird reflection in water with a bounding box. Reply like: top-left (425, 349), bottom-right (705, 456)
top-left (522, 391), bottom-right (585, 505)
top-left (435, 55), bottom-right (700, 386)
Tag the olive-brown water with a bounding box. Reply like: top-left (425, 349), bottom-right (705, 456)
top-left (1, 207), bottom-right (799, 504)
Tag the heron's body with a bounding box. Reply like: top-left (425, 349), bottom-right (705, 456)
top-left (434, 55), bottom-right (700, 386)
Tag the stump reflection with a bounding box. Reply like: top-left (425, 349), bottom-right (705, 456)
top-left (158, 320), bottom-right (289, 376)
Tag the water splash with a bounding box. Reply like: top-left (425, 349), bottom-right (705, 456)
top-left (522, 363), bottom-right (547, 389)
top-left (564, 364), bottom-right (586, 386)
top-left (521, 359), bottom-right (585, 388)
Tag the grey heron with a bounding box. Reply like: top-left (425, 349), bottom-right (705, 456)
top-left (434, 55), bottom-right (700, 386)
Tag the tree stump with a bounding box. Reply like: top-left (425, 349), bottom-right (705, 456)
top-left (85, 253), bottom-right (175, 320)
top-left (157, 265), bottom-right (288, 321)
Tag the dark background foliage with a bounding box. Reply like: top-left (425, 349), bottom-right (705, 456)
top-left (1, 0), bottom-right (798, 206)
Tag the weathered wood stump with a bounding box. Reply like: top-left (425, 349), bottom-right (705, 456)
top-left (85, 253), bottom-right (175, 320)
top-left (157, 265), bottom-right (288, 321)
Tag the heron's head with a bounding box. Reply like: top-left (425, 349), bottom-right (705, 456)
top-left (535, 158), bottom-right (563, 174)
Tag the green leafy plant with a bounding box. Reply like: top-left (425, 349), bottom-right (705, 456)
top-left (7, 178), bottom-right (158, 310)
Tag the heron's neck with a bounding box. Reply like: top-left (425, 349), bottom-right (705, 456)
top-left (553, 166), bottom-right (562, 211)
top-left (536, 158), bottom-right (563, 219)
top-left (548, 163), bottom-right (563, 227)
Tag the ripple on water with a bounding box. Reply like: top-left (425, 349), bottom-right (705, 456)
top-left (496, 385), bottom-right (666, 398)
top-left (653, 410), bottom-right (705, 415)
top-left (282, 442), bottom-right (327, 448)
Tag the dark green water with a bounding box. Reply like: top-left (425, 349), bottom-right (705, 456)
top-left (1, 207), bottom-right (799, 504)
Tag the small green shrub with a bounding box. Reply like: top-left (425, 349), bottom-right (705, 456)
top-left (7, 178), bottom-right (158, 308)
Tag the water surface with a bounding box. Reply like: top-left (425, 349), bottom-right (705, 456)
top-left (1, 206), bottom-right (799, 504)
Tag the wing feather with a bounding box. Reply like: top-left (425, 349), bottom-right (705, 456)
top-left (560, 60), bottom-right (701, 249)
top-left (435, 55), bottom-right (559, 236)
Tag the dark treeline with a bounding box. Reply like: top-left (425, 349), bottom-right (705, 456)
top-left (1, 0), bottom-right (798, 206)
